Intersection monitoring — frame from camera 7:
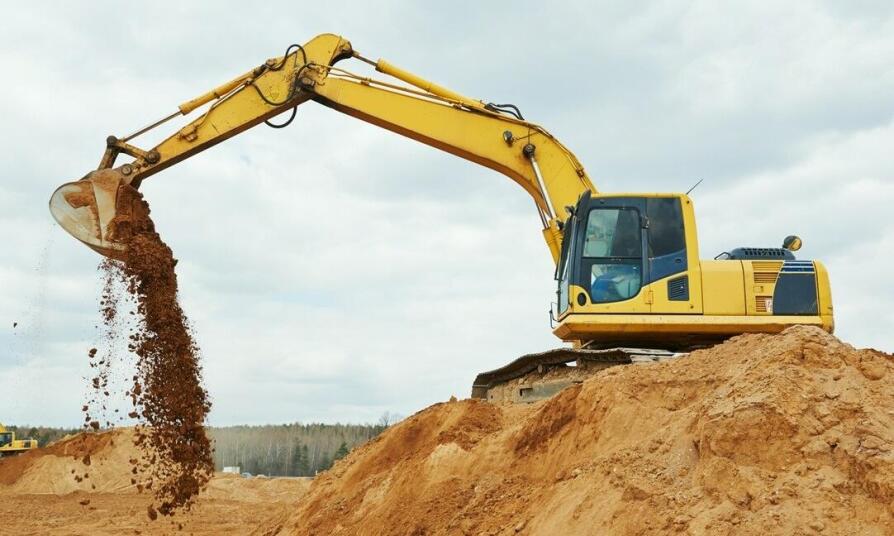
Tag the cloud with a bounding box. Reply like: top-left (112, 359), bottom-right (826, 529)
top-left (1, 1), bottom-right (891, 426)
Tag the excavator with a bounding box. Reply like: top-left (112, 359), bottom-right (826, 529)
top-left (49, 34), bottom-right (834, 402)
top-left (0, 424), bottom-right (38, 456)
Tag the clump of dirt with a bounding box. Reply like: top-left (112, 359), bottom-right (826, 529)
top-left (89, 183), bottom-right (213, 517)
top-left (259, 326), bottom-right (894, 536)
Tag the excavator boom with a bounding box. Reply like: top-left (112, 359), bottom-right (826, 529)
top-left (50, 33), bottom-right (592, 263)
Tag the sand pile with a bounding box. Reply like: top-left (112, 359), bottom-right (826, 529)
top-left (259, 326), bottom-right (894, 536)
top-left (0, 429), bottom-right (139, 494)
top-left (0, 429), bottom-right (313, 536)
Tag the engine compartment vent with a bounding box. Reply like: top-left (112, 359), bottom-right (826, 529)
top-left (727, 247), bottom-right (795, 261)
top-left (667, 275), bottom-right (689, 301)
top-left (752, 261), bottom-right (783, 285)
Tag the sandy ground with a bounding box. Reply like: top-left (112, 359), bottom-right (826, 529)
top-left (1, 476), bottom-right (309, 536)
top-left (0, 429), bottom-right (309, 535)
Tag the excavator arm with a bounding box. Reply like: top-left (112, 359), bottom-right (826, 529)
top-left (50, 33), bottom-right (594, 263)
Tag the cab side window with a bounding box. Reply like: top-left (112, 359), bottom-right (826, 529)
top-left (584, 209), bottom-right (642, 258)
top-left (646, 198), bottom-right (686, 282)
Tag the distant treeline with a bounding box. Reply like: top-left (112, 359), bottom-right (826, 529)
top-left (7, 414), bottom-right (401, 477)
top-left (209, 421), bottom-right (392, 476)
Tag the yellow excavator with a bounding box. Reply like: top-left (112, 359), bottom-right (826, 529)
top-left (0, 424), bottom-right (38, 456)
top-left (49, 34), bottom-right (833, 401)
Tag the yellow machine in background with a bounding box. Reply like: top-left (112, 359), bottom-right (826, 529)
top-left (48, 34), bottom-right (834, 400)
top-left (0, 424), bottom-right (38, 456)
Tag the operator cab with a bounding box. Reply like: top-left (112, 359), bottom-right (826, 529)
top-left (553, 191), bottom-right (833, 350)
top-left (556, 191), bottom-right (690, 317)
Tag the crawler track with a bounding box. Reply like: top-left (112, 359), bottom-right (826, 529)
top-left (472, 347), bottom-right (680, 402)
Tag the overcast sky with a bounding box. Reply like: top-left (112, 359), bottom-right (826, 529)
top-left (1, 1), bottom-right (892, 427)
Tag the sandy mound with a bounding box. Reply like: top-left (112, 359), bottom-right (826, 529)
top-left (0, 429), bottom-right (139, 494)
top-left (0, 430), bottom-right (312, 536)
top-left (259, 326), bottom-right (894, 536)
top-left (0, 427), bottom-right (311, 505)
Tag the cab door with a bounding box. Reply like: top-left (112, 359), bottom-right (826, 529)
top-left (569, 194), bottom-right (651, 313)
top-left (644, 196), bottom-right (702, 314)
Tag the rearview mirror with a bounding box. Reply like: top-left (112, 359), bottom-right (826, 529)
top-left (782, 235), bottom-right (802, 251)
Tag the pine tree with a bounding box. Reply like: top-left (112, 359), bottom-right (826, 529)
top-left (334, 441), bottom-right (350, 461)
top-left (300, 445), bottom-right (310, 476)
top-left (317, 451), bottom-right (332, 473)
top-left (291, 439), bottom-right (309, 476)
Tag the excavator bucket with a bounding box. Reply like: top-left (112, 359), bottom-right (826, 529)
top-left (49, 168), bottom-right (149, 260)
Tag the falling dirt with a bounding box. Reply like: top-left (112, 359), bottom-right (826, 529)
top-left (84, 183), bottom-right (213, 518)
top-left (258, 326), bottom-right (894, 536)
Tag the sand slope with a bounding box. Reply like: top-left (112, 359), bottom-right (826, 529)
top-left (261, 326), bottom-right (894, 536)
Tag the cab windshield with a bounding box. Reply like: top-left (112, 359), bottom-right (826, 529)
top-left (583, 208), bottom-right (642, 303)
